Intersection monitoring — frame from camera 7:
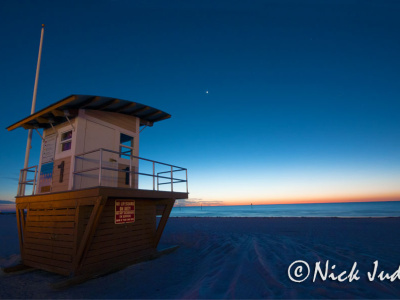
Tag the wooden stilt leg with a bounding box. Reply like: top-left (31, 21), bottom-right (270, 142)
top-left (153, 199), bottom-right (175, 247)
top-left (73, 196), bottom-right (107, 275)
top-left (15, 208), bottom-right (24, 258)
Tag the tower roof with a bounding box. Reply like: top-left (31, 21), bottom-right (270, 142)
top-left (7, 94), bottom-right (171, 131)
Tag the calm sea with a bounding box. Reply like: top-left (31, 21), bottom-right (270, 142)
top-left (1, 201), bottom-right (400, 217)
top-left (170, 201), bottom-right (400, 217)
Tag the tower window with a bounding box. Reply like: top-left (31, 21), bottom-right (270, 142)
top-left (60, 130), bottom-right (72, 152)
top-left (120, 133), bottom-right (133, 159)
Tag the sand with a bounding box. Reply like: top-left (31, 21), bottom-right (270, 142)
top-left (1, 215), bottom-right (400, 299)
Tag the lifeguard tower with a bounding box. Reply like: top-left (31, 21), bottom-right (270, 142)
top-left (6, 94), bottom-right (188, 277)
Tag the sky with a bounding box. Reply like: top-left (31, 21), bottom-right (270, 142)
top-left (0, 0), bottom-right (399, 205)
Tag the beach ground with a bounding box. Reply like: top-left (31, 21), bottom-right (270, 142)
top-left (1, 215), bottom-right (400, 299)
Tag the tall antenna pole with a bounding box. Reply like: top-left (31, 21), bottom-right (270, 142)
top-left (22, 24), bottom-right (45, 193)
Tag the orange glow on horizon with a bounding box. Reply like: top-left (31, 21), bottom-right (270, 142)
top-left (182, 194), bottom-right (400, 207)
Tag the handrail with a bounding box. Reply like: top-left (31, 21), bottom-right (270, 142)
top-left (74, 167), bottom-right (185, 187)
top-left (17, 165), bottom-right (38, 196)
top-left (74, 148), bottom-right (187, 171)
top-left (157, 169), bottom-right (186, 175)
top-left (73, 148), bottom-right (188, 193)
top-left (73, 167), bottom-right (100, 174)
top-left (17, 148), bottom-right (188, 196)
top-left (158, 180), bottom-right (186, 185)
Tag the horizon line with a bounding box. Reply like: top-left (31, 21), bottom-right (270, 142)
top-left (177, 197), bottom-right (400, 207)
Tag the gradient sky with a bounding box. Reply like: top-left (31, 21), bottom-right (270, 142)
top-left (0, 0), bottom-right (399, 205)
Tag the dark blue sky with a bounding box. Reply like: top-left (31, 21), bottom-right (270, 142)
top-left (1, 0), bottom-right (399, 204)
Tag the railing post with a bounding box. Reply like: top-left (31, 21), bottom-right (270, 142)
top-left (32, 166), bottom-right (38, 195)
top-left (21, 168), bottom-right (26, 196)
top-left (186, 169), bottom-right (188, 193)
top-left (129, 155), bottom-right (132, 188)
top-left (71, 155), bottom-right (75, 190)
top-left (171, 166), bottom-right (173, 192)
top-left (99, 149), bottom-right (103, 186)
top-left (17, 169), bottom-right (23, 196)
top-left (22, 169), bottom-right (27, 196)
top-left (157, 172), bottom-right (159, 191)
top-left (153, 162), bottom-right (155, 191)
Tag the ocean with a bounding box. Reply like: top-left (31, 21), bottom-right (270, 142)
top-left (2, 201), bottom-right (400, 217)
top-left (170, 201), bottom-right (400, 217)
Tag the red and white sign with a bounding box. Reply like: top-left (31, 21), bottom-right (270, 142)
top-left (115, 200), bottom-right (135, 224)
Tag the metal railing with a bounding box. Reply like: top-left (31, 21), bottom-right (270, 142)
top-left (16, 148), bottom-right (188, 196)
top-left (73, 148), bottom-right (188, 193)
top-left (157, 168), bottom-right (188, 192)
top-left (17, 165), bottom-right (38, 196)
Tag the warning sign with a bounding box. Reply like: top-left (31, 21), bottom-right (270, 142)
top-left (115, 200), bottom-right (135, 224)
top-left (41, 134), bottom-right (56, 164)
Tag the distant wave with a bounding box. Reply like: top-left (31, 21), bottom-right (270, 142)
top-left (171, 201), bottom-right (400, 217)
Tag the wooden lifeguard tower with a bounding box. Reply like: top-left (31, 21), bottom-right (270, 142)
top-left (6, 94), bottom-right (188, 277)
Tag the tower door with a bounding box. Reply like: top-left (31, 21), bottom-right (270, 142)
top-left (75, 120), bottom-right (118, 189)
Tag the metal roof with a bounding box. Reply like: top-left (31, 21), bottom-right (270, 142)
top-left (7, 94), bottom-right (171, 131)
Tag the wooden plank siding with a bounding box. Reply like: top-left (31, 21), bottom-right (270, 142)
top-left (21, 204), bottom-right (77, 275)
top-left (77, 198), bottom-right (157, 275)
top-left (16, 187), bottom-right (187, 204)
top-left (15, 187), bottom-right (178, 277)
top-left (84, 110), bottom-right (137, 133)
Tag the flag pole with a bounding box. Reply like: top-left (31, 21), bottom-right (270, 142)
top-left (22, 24), bottom-right (45, 194)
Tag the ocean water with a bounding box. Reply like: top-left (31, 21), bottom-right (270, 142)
top-left (170, 201), bottom-right (400, 217)
top-left (2, 201), bottom-right (400, 217)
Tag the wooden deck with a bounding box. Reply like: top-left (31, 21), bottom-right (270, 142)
top-left (15, 187), bottom-right (187, 276)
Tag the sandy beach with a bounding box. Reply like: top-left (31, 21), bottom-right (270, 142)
top-left (1, 215), bottom-right (400, 299)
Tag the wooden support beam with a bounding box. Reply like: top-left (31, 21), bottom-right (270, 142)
top-left (22, 124), bottom-right (35, 129)
top-left (16, 208), bottom-right (24, 259)
top-left (73, 196), bottom-right (107, 275)
top-left (51, 109), bottom-right (79, 117)
top-left (153, 199), bottom-right (175, 247)
top-left (95, 98), bottom-right (120, 110)
top-left (152, 114), bottom-right (171, 122)
top-left (140, 120), bottom-right (154, 127)
top-left (35, 116), bottom-right (51, 123)
top-left (140, 110), bottom-right (162, 119)
top-left (114, 102), bottom-right (137, 113)
top-left (130, 106), bottom-right (150, 115)
top-left (16, 187), bottom-right (188, 204)
top-left (7, 95), bottom-right (77, 131)
top-left (16, 188), bottom-right (100, 203)
top-left (73, 205), bottom-right (80, 258)
top-left (2, 264), bottom-right (35, 274)
top-left (80, 96), bottom-right (101, 108)
top-left (16, 202), bottom-right (28, 209)
top-left (21, 207), bottom-right (27, 232)
top-left (64, 109), bottom-right (79, 117)
top-left (51, 109), bottom-right (65, 117)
